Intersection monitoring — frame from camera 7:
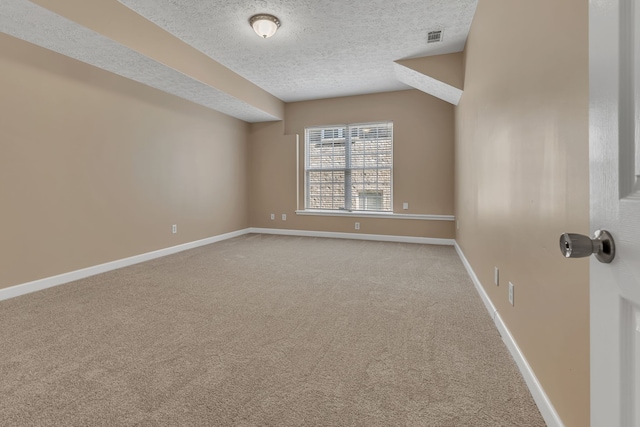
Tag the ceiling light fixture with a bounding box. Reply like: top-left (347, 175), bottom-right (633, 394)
top-left (249, 14), bottom-right (280, 38)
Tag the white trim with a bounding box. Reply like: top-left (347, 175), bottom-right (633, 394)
top-left (454, 242), bottom-right (564, 427)
top-left (295, 210), bottom-right (455, 221)
top-left (296, 134), bottom-right (300, 211)
top-left (0, 228), bottom-right (251, 302)
top-left (454, 242), bottom-right (498, 320)
top-left (249, 228), bottom-right (455, 246)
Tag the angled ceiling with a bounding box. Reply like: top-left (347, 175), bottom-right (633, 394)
top-left (0, 0), bottom-right (478, 122)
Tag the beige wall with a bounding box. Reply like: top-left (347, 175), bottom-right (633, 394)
top-left (249, 90), bottom-right (455, 238)
top-left (455, 0), bottom-right (590, 426)
top-left (0, 34), bottom-right (250, 289)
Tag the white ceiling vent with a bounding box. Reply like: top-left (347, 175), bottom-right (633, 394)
top-left (427, 30), bottom-right (443, 43)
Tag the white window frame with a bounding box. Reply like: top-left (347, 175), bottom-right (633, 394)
top-left (356, 190), bottom-right (384, 211)
top-left (303, 121), bottom-right (393, 213)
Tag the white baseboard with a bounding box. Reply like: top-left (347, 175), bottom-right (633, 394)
top-left (0, 228), bottom-right (251, 302)
top-left (453, 242), bottom-right (498, 321)
top-left (248, 228), bottom-right (455, 246)
top-left (454, 242), bottom-right (564, 427)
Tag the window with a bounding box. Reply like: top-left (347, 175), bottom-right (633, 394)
top-left (305, 121), bottom-right (393, 212)
top-left (321, 128), bottom-right (345, 140)
top-left (356, 190), bottom-right (384, 211)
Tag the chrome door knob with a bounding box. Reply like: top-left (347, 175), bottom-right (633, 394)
top-left (559, 230), bottom-right (615, 263)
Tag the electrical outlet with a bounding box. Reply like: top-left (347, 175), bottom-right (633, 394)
top-left (270, 213), bottom-right (275, 220)
top-left (508, 282), bottom-right (514, 306)
top-left (494, 267), bottom-right (499, 286)
top-left (355, 222), bottom-right (360, 230)
top-left (172, 224), bottom-right (177, 234)
top-left (281, 214), bottom-right (286, 221)
top-left (402, 202), bottom-right (409, 210)
top-left (456, 221), bottom-right (460, 230)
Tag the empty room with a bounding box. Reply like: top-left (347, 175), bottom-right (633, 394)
top-left (1, 0), bottom-right (637, 426)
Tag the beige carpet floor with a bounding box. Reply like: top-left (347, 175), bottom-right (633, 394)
top-left (0, 234), bottom-right (545, 426)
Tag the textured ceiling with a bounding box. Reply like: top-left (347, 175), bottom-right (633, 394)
top-left (119, 0), bottom-right (478, 102)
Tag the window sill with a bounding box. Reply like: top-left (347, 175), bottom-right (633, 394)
top-left (295, 210), bottom-right (455, 221)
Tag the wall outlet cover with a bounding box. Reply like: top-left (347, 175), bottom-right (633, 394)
top-left (508, 282), bottom-right (514, 306)
top-left (281, 214), bottom-right (286, 221)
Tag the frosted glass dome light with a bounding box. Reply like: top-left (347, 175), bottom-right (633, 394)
top-left (249, 14), bottom-right (280, 38)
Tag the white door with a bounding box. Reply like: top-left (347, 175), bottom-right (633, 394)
top-left (590, 0), bottom-right (640, 425)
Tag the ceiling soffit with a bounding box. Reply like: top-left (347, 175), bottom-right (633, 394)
top-left (0, 0), bottom-right (282, 122)
top-left (1, 0), bottom-right (478, 120)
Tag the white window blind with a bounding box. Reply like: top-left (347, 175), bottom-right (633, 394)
top-left (305, 121), bottom-right (393, 212)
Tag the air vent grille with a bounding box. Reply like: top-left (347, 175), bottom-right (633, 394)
top-left (427, 30), bottom-right (442, 43)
